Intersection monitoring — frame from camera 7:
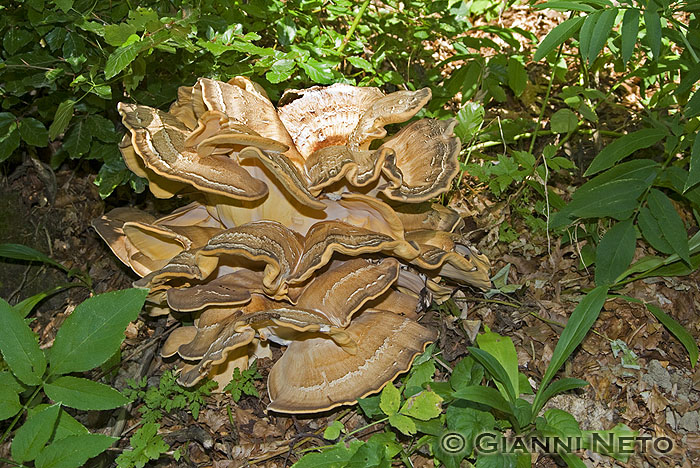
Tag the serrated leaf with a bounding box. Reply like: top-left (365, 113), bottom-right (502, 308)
top-left (643, 8), bottom-right (661, 59)
top-left (11, 403), bottom-right (60, 463)
top-left (105, 41), bottom-right (141, 79)
top-left (587, 7), bottom-right (617, 63)
top-left (647, 189), bottom-right (690, 264)
top-left (388, 413), bottom-right (417, 435)
top-left (400, 390), bottom-right (443, 421)
top-left (595, 219), bottom-right (636, 286)
top-left (585, 128), bottom-right (667, 176)
top-left (532, 286), bottom-right (608, 415)
top-left (621, 8), bottom-right (640, 64)
top-left (534, 16), bottom-right (585, 61)
top-left (48, 289), bottom-right (147, 376)
top-left (379, 383), bottom-right (400, 416)
top-left (45, 376), bottom-right (129, 410)
top-left (62, 119), bottom-right (91, 158)
top-left (0, 298), bottom-right (46, 385)
top-left (684, 131), bottom-right (700, 192)
top-left (19, 117), bottom-right (48, 147)
top-left (647, 304), bottom-right (699, 367)
top-left (455, 101), bottom-right (485, 142)
top-left (35, 433), bottom-right (116, 468)
top-left (49, 100), bottom-right (75, 140)
top-left (551, 108), bottom-right (578, 133)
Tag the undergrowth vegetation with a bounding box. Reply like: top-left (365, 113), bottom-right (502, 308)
top-left (1, 0), bottom-right (700, 466)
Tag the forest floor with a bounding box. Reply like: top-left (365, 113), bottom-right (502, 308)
top-left (1, 4), bottom-right (699, 468)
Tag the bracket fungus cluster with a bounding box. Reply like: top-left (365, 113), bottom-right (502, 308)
top-left (94, 76), bottom-right (491, 413)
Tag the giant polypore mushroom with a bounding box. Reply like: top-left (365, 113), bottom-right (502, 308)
top-left (94, 76), bottom-right (491, 413)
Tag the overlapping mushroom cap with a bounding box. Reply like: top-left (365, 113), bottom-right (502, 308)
top-left (94, 76), bottom-right (491, 413)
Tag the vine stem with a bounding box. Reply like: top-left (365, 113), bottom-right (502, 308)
top-left (338, 0), bottom-right (371, 56)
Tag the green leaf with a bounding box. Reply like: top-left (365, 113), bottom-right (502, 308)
top-left (347, 56), bottom-right (374, 72)
top-left (19, 118), bottom-right (49, 147)
top-left (291, 441), bottom-right (361, 468)
top-left (446, 403), bottom-right (495, 452)
top-left (62, 119), bottom-right (91, 159)
top-left (684, 131), bottom-right (700, 192)
top-left (0, 243), bottom-right (66, 271)
top-left (48, 289), bottom-right (148, 376)
top-left (595, 219), bottom-right (636, 286)
top-left (53, 0), bottom-right (74, 13)
top-left (533, 378), bottom-right (588, 415)
top-left (578, 10), bottom-right (599, 64)
top-left (551, 108), bottom-right (578, 133)
top-left (400, 391), bottom-right (443, 421)
top-left (533, 286), bottom-right (608, 415)
top-left (584, 128), bottom-right (667, 176)
top-left (4, 28), bottom-right (34, 55)
top-left (467, 348), bottom-right (517, 402)
top-left (49, 100), bottom-right (75, 140)
top-left (0, 125), bottom-right (20, 162)
top-left (686, 91), bottom-right (700, 119)
top-left (299, 58), bottom-right (335, 84)
top-left (643, 8), bottom-right (661, 59)
top-left (11, 403), bottom-right (61, 463)
top-left (0, 298), bottom-right (46, 385)
top-left (621, 8), bottom-right (640, 64)
top-left (323, 421), bottom-right (345, 440)
top-left (506, 57), bottom-right (527, 96)
top-left (35, 433), bottom-right (116, 468)
top-left (452, 385), bottom-right (513, 415)
top-left (85, 115), bottom-right (118, 143)
top-left (534, 16), bottom-right (585, 61)
top-left (450, 357), bottom-right (484, 391)
top-left (379, 383), bottom-right (400, 416)
top-left (26, 405), bottom-right (88, 442)
top-left (476, 329), bottom-right (519, 398)
top-left (582, 423), bottom-right (638, 462)
top-left (404, 359), bottom-right (436, 396)
top-left (647, 189), bottom-right (690, 264)
top-left (455, 102), bottom-right (485, 142)
top-left (0, 383), bottom-right (22, 421)
top-left (638, 207), bottom-right (674, 254)
top-left (542, 408), bottom-right (582, 437)
top-left (587, 7), bottom-right (617, 64)
top-left (388, 413), bottom-right (417, 435)
top-left (45, 376), bottom-right (129, 410)
top-left (104, 23), bottom-right (137, 46)
top-left (105, 41), bottom-right (141, 80)
top-left (646, 304), bottom-right (699, 367)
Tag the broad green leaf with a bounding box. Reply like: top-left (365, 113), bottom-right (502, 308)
top-left (103, 23), bottom-right (137, 46)
top-left (62, 119), bottom-right (91, 159)
top-left (53, 0), bottom-right (74, 13)
top-left (299, 58), bottom-right (334, 84)
top-left (404, 359), bottom-right (436, 396)
top-left (646, 304), bottom-right (699, 367)
top-left (560, 453), bottom-right (588, 468)
top-left (450, 357), bottom-right (485, 390)
top-left (48, 100), bottom-right (75, 140)
top-left (292, 441), bottom-right (362, 468)
top-left (45, 376), bottom-right (129, 410)
top-left (551, 108), bottom-right (578, 133)
top-left (388, 413), bottom-right (417, 435)
top-left (686, 91), bottom-right (700, 119)
top-left (35, 433), bottom-right (116, 468)
top-left (638, 207), bottom-right (674, 254)
top-left (379, 383), bottom-right (400, 416)
top-left (534, 1), bottom-right (596, 12)
top-left (582, 423), bottom-right (637, 462)
top-left (0, 384), bottom-right (22, 421)
top-left (400, 391), bottom-right (443, 421)
top-left (19, 118), bottom-right (49, 147)
top-left (585, 128), bottom-right (667, 176)
top-left (542, 408), bottom-right (582, 437)
top-left (452, 385), bottom-right (513, 415)
top-left (455, 102), bottom-right (485, 142)
top-left (4, 28), bottom-right (34, 55)
top-left (587, 8), bottom-right (617, 64)
top-left (507, 57), bottom-right (527, 96)
top-left (357, 395), bottom-right (382, 419)
top-left (11, 403), bottom-right (60, 463)
top-left (621, 8), bottom-right (640, 64)
top-left (578, 10), bottom-right (599, 64)
top-left (595, 219), bottom-right (636, 286)
top-left (323, 421), bottom-right (344, 440)
top-left (647, 189), bottom-right (690, 264)
top-left (533, 286), bottom-right (608, 414)
top-left (533, 378), bottom-right (588, 415)
top-left (476, 329), bottom-right (519, 398)
top-left (105, 41), bottom-right (141, 79)
top-left (0, 243), bottom-right (66, 271)
top-left (27, 405), bottom-right (88, 442)
top-left (446, 403), bottom-right (495, 454)
top-left (467, 348), bottom-right (517, 402)
top-left (643, 8), bottom-right (661, 59)
top-left (0, 298), bottom-right (46, 385)
top-left (48, 289), bottom-right (148, 376)
top-left (684, 131), bottom-right (700, 192)
top-left (0, 126), bottom-right (20, 162)
top-left (534, 16), bottom-right (585, 61)
top-left (347, 56), bottom-right (374, 72)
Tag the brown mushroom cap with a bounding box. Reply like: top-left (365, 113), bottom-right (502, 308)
top-left (380, 118), bottom-right (461, 202)
top-left (166, 269), bottom-right (264, 312)
top-left (267, 310), bottom-right (437, 413)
